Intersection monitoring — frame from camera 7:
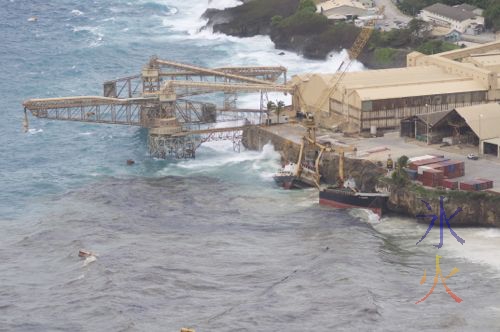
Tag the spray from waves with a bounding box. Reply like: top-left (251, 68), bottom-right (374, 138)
top-left (374, 216), bottom-right (500, 274)
top-left (161, 0), bottom-right (242, 34)
top-left (155, 142), bottom-right (281, 181)
top-left (349, 208), bottom-right (383, 224)
top-left (162, 0), bottom-right (364, 74)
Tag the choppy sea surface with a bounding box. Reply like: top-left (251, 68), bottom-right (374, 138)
top-left (1, 0), bottom-right (500, 331)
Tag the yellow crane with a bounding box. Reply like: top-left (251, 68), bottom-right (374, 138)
top-left (292, 7), bottom-right (384, 187)
top-left (313, 5), bottom-right (385, 116)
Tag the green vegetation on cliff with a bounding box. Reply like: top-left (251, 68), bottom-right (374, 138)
top-left (207, 0), bottom-right (464, 68)
top-left (210, 0), bottom-right (299, 36)
top-left (396, 0), bottom-right (500, 31)
top-left (417, 40), bottom-right (459, 54)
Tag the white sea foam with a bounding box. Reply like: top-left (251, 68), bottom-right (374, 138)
top-left (71, 9), bottom-right (84, 16)
top-left (28, 128), bottom-right (43, 134)
top-left (157, 141), bottom-right (281, 180)
top-left (375, 217), bottom-right (500, 273)
top-left (349, 208), bottom-right (382, 224)
top-left (83, 255), bottom-right (96, 266)
top-left (72, 26), bottom-right (104, 47)
top-left (162, 0), bottom-right (364, 78)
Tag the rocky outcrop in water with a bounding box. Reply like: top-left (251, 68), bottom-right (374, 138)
top-left (202, 0), bottom-right (299, 37)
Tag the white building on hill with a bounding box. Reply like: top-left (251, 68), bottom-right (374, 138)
top-left (317, 0), bottom-right (375, 21)
top-left (419, 3), bottom-right (484, 35)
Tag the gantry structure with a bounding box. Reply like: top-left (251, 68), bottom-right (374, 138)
top-left (23, 57), bottom-right (292, 158)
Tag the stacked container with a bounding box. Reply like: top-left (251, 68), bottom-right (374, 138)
top-left (424, 160), bottom-right (465, 179)
top-left (409, 157), bottom-right (450, 171)
top-left (420, 169), bottom-right (444, 187)
top-left (460, 179), bottom-right (494, 191)
top-left (404, 168), bottom-right (418, 180)
top-left (476, 178), bottom-right (493, 190)
top-left (442, 179), bottom-right (459, 190)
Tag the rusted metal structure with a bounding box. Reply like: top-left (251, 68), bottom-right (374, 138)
top-left (23, 57), bottom-right (291, 158)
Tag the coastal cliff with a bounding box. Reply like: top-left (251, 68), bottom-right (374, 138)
top-left (202, 0), bottom-right (459, 69)
top-left (381, 182), bottom-right (500, 227)
top-left (243, 126), bottom-right (500, 227)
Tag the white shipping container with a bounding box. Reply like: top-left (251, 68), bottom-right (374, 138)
top-left (418, 166), bottom-right (434, 175)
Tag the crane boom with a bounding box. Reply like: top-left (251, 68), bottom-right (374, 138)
top-left (313, 6), bottom-right (385, 115)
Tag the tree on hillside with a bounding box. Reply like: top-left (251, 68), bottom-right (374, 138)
top-left (299, 0), bottom-right (316, 13)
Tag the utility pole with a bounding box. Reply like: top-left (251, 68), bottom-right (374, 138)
top-left (479, 113), bottom-right (483, 154)
top-left (426, 104), bottom-right (429, 145)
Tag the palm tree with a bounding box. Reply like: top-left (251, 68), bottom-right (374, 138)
top-left (266, 101), bottom-right (276, 113)
top-left (276, 100), bottom-right (285, 123)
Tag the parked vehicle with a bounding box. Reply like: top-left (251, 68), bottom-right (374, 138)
top-left (467, 153), bottom-right (479, 160)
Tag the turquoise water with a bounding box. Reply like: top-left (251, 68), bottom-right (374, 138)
top-left (1, 1), bottom-right (500, 330)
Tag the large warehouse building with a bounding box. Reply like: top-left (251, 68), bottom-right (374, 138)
top-left (292, 40), bottom-right (500, 131)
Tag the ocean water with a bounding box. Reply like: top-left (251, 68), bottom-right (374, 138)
top-left (1, 0), bottom-right (500, 331)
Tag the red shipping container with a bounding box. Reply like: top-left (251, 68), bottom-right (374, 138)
top-left (460, 180), bottom-right (480, 191)
top-left (476, 178), bottom-right (493, 189)
top-left (442, 179), bottom-right (459, 190)
top-left (422, 169), bottom-right (443, 187)
top-left (425, 160), bottom-right (464, 179)
top-left (409, 157), bottom-right (450, 170)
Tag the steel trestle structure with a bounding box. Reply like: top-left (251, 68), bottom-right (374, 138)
top-left (23, 58), bottom-right (291, 159)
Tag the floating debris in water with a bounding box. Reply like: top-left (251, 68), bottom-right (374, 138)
top-left (126, 159), bottom-right (135, 165)
top-left (78, 249), bottom-right (93, 258)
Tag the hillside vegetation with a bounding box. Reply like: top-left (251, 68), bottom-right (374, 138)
top-left (206, 0), bottom-right (460, 68)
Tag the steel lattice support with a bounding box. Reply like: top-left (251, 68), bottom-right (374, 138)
top-left (148, 134), bottom-right (198, 159)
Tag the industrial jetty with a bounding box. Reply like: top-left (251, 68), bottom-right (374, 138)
top-left (22, 31), bottom-right (500, 223)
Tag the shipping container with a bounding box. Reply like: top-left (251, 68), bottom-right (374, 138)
top-left (421, 169), bottom-right (443, 187)
top-left (404, 168), bottom-right (418, 180)
top-left (409, 157), bottom-right (450, 170)
top-left (460, 180), bottom-right (485, 191)
top-left (476, 178), bottom-right (494, 190)
top-left (442, 179), bottom-right (459, 190)
top-left (424, 160), bottom-right (465, 179)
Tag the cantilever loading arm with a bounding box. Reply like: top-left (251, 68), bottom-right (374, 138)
top-left (22, 96), bottom-right (154, 110)
top-left (151, 58), bottom-right (278, 86)
top-left (159, 80), bottom-right (293, 96)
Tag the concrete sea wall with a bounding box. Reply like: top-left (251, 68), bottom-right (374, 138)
top-left (243, 126), bottom-right (385, 192)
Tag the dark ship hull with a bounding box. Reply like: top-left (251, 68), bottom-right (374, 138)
top-left (319, 188), bottom-right (389, 217)
top-left (273, 174), bottom-right (315, 189)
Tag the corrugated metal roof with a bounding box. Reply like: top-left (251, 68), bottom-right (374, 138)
top-left (468, 53), bottom-right (500, 67)
top-left (454, 4), bottom-right (477, 12)
top-left (355, 80), bottom-right (485, 100)
top-left (423, 3), bottom-right (476, 22)
top-left (455, 103), bottom-right (500, 140)
top-left (416, 110), bottom-right (453, 127)
top-left (336, 65), bottom-right (461, 89)
top-left (483, 137), bottom-right (500, 145)
top-left (324, 6), bottom-right (370, 17)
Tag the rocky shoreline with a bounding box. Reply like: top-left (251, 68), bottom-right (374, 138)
top-left (202, 0), bottom-right (410, 69)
